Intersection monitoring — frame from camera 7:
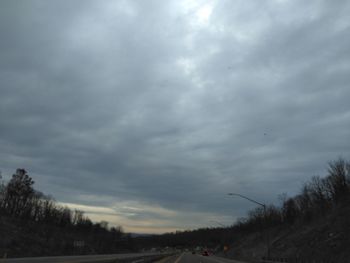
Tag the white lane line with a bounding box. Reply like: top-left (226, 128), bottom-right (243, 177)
top-left (174, 253), bottom-right (184, 263)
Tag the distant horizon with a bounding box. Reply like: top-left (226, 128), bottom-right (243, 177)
top-left (1, 159), bottom-right (345, 235)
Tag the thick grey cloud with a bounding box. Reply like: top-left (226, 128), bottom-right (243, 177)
top-left (1, 0), bottom-right (350, 233)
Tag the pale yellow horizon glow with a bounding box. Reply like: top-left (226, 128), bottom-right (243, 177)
top-left (58, 201), bottom-right (234, 234)
top-left (58, 201), bottom-right (185, 234)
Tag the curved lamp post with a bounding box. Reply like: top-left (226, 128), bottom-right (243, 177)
top-left (227, 193), bottom-right (270, 258)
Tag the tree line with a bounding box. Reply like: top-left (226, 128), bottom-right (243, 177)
top-left (1, 158), bottom-right (349, 255)
top-left (137, 158), bottom-right (350, 249)
top-left (236, 158), bottom-right (350, 233)
top-left (0, 169), bottom-right (133, 256)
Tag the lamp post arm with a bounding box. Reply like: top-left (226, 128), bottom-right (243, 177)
top-left (227, 192), bottom-right (270, 258)
top-left (228, 193), bottom-right (266, 208)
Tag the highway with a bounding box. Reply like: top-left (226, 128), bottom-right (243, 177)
top-left (156, 253), bottom-right (247, 263)
top-left (0, 252), bottom-right (163, 263)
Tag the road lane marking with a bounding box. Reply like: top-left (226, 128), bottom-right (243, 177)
top-left (174, 253), bottom-right (184, 263)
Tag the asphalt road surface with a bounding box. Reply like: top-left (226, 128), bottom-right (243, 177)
top-left (0, 252), bottom-right (162, 263)
top-left (156, 253), bottom-right (247, 263)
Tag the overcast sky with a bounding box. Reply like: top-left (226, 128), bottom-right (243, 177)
top-left (1, 0), bottom-right (350, 233)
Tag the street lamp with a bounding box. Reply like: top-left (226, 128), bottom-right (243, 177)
top-left (227, 193), bottom-right (270, 259)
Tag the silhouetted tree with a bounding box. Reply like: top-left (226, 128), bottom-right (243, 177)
top-left (325, 158), bottom-right (350, 203)
top-left (0, 171), bottom-right (5, 211)
top-left (3, 169), bottom-right (34, 216)
top-left (282, 198), bottom-right (298, 224)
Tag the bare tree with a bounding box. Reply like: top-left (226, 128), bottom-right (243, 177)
top-left (3, 169), bottom-right (35, 216)
top-left (0, 171), bottom-right (5, 210)
top-left (325, 158), bottom-right (350, 203)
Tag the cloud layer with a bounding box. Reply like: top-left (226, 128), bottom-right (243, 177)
top-left (1, 0), bottom-right (350, 233)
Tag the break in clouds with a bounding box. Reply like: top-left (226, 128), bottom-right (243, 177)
top-left (1, 0), bottom-right (350, 233)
